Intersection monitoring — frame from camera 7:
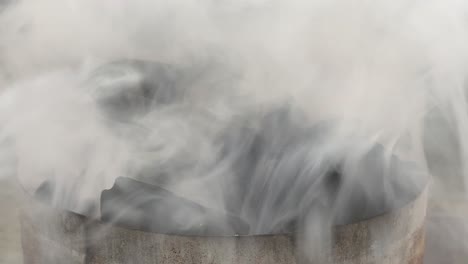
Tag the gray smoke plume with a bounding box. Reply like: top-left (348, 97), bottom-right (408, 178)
top-left (1, 0), bottom-right (468, 263)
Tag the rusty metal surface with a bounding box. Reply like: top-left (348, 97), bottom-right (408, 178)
top-left (331, 186), bottom-right (428, 264)
top-left (20, 201), bottom-right (87, 264)
top-left (423, 200), bottom-right (468, 264)
top-left (85, 225), bottom-right (295, 264)
top-left (21, 186), bottom-right (428, 264)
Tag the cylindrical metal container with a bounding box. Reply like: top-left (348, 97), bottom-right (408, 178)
top-left (20, 183), bottom-right (427, 264)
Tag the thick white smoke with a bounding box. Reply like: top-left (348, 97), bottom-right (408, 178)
top-left (1, 0), bottom-right (468, 262)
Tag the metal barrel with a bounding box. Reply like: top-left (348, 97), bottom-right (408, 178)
top-left (20, 184), bottom-right (427, 264)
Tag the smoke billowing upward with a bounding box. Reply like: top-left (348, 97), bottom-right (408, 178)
top-left (1, 0), bottom-right (468, 262)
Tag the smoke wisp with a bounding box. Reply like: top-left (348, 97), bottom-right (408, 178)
top-left (1, 0), bottom-right (468, 262)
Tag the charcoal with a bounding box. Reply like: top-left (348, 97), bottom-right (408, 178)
top-left (101, 177), bottom-right (250, 235)
top-left (217, 105), bottom-right (340, 233)
top-left (32, 99), bottom-right (424, 235)
top-left (333, 145), bottom-right (426, 224)
top-left (217, 104), bottom-right (425, 232)
top-left (34, 179), bottom-right (98, 217)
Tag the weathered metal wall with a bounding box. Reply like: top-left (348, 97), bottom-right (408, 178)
top-left (21, 187), bottom-right (427, 264)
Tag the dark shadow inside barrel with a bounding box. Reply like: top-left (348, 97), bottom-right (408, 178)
top-left (31, 59), bottom-right (427, 237)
